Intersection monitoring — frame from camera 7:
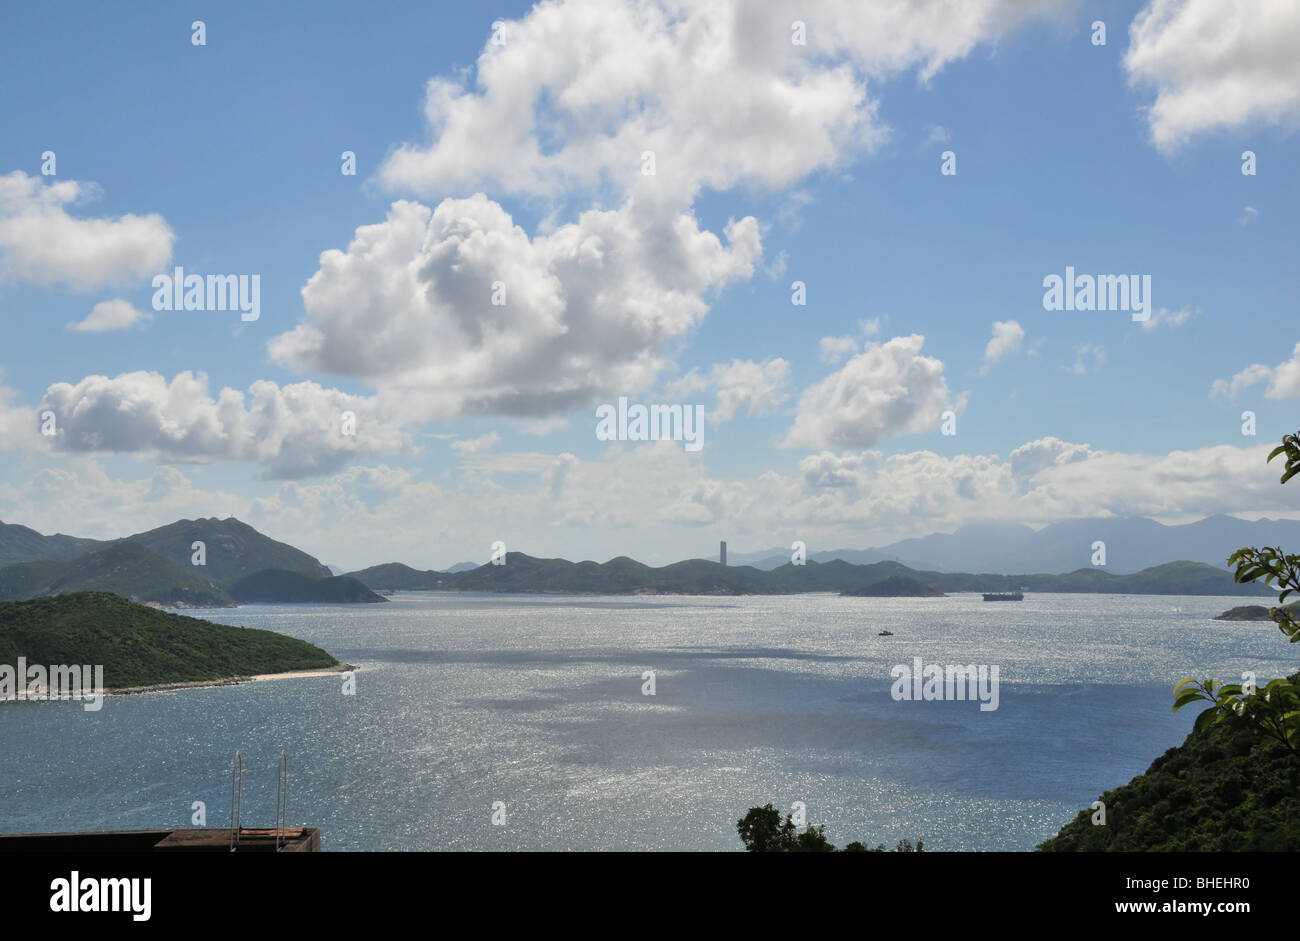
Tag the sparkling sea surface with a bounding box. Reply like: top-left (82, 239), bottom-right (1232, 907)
top-left (0, 591), bottom-right (1289, 851)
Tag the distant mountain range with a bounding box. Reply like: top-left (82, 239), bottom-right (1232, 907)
top-left (348, 553), bottom-right (1270, 597)
top-left (0, 517), bottom-right (331, 580)
top-left (0, 513), bottom-right (1284, 607)
top-left (726, 515), bottom-right (1300, 575)
top-left (0, 518), bottom-right (384, 607)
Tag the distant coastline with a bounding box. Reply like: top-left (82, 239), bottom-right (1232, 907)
top-left (1213, 603), bottom-right (1297, 621)
top-left (346, 555), bottom-right (1270, 598)
top-left (0, 515), bottom-right (1277, 607)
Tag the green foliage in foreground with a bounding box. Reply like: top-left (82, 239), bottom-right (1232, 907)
top-left (0, 591), bottom-right (338, 689)
top-left (1044, 431), bottom-right (1300, 852)
top-left (1038, 681), bottom-right (1300, 851)
top-left (737, 804), bottom-right (924, 853)
top-left (1174, 431), bottom-right (1300, 758)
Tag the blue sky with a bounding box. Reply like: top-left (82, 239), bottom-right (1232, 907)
top-left (0, 0), bottom-right (1297, 570)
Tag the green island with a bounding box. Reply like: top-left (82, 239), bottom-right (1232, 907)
top-left (0, 592), bottom-right (342, 691)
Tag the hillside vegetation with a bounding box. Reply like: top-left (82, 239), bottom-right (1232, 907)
top-left (227, 569), bottom-right (387, 603)
top-left (124, 517), bottom-right (332, 581)
top-left (0, 592), bottom-right (339, 689)
top-left (0, 525), bottom-right (388, 608)
top-left (841, 575), bottom-right (945, 597)
top-left (0, 521), bottom-right (104, 567)
top-left (345, 562), bottom-right (445, 590)
top-left (0, 542), bottom-right (233, 607)
top-left (1039, 679), bottom-right (1300, 851)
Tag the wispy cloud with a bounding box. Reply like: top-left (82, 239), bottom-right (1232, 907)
top-left (1069, 343), bottom-right (1106, 376)
top-left (980, 320), bottom-right (1024, 373)
top-left (1139, 306), bottom-right (1193, 331)
top-left (451, 432), bottom-right (501, 455)
top-left (66, 299), bottom-right (150, 333)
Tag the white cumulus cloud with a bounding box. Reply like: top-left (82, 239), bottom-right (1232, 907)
top-left (269, 195), bottom-right (761, 419)
top-left (1125, 0), bottom-right (1300, 151)
top-left (782, 334), bottom-right (960, 448)
top-left (39, 371), bottom-right (407, 479)
top-left (707, 358), bottom-right (791, 422)
top-left (378, 0), bottom-right (1059, 202)
top-left (0, 171), bottom-right (173, 291)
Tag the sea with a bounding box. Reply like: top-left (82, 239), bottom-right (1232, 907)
top-left (0, 591), bottom-right (1289, 851)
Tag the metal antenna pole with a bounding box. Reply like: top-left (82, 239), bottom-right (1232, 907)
top-left (276, 752), bottom-right (287, 851)
top-left (229, 750), bottom-right (242, 852)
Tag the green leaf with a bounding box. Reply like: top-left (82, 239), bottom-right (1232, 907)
top-left (1173, 690), bottom-right (1209, 712)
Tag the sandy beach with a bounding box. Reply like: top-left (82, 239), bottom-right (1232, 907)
top-left (105, 663), bottom-right (356, 697)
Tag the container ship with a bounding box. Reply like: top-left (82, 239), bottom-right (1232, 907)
top-left (982, 590), bottom-right (1024, 601)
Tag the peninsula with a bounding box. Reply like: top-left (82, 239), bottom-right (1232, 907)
top-left (0, 592), bottom-right (343, 692)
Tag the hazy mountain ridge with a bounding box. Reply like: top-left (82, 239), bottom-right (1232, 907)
top-left (727, 515), bottom-right (1300, 574)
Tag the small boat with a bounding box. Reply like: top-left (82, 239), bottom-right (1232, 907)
top-left (982, 591), bottom-right (1024, 601)
top-left (878, 630), bottom-right (894, 636)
